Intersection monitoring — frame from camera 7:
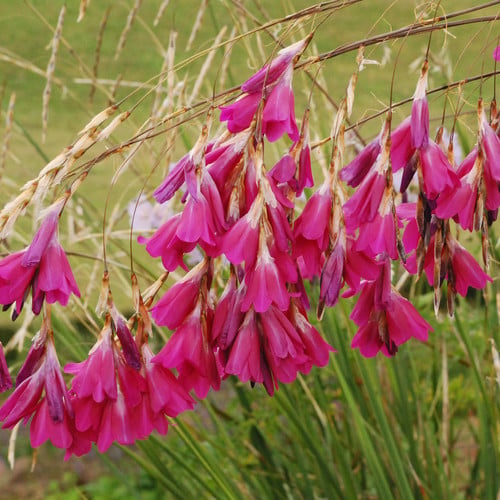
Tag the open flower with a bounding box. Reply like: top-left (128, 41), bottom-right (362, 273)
top-left (0, 324), bottom-right (76, 450)
top-left (350, 260), bottom-right (432, 357)
top-left (0, 205), bottom-right (80, 318)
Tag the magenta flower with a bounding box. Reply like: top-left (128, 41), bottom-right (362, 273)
top-left (340, 138), bottom-right (380, 187)
top-left (219, 93), bottom-right (261, 134)
top-left (343, 170), bottom-right (387, 231)
top-left (0, 328), bottom-right (75, 450)
top-left (139, 214), bottom-right (197, 272)
top-left (419, 140), bottom-right (460, 200)
top-left (241, 38), bottom-right (310, 94)
top-left (493, 45), bottom-right (500, 61)
top-left (141, 343), bottom-right (195, 418)
top-left (220, 38), bottom-right (308, 141)
top-left (350, 261), bottom-right (432, 357)
top-left (293, 184), bottom-right (332, 279)
top-left (153, 299), bottom-right (221, 399)
top-left (390, 117), bottom-right (415, 173)
top-left (0, 207), bottom-right (80, 318)
top-left (150, 258), bottom-right (208, 329)
top-left (261, 66), bottom-right (299, 142)
top-left (222, 195), bottom-right (262, 267)
top-left (65, 318), bottom-right (118, 403)
top-left (241, 243), bottom-right (293, 313)
top-left (223, 303), bottom-right (333, 396)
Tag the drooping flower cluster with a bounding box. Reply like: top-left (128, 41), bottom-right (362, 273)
top-left (0, 37), bottom-right (496, 459)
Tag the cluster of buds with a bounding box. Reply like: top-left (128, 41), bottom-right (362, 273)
top-left (0, 37), bottom-right (497, 458)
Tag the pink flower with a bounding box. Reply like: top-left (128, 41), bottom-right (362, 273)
top-left (150, 258), bottom-right (208, 329)
top-left (220, 93), bottom-right (261, 134)
top-left (350, 262), bottom-right (432, 357)
top-left (261, 66), bottom-right (299, 142)
top-left (65, 318), bottom-right (117, 403)
top-left (221, 195), bottom-right (262, 267)
top-left (141, 343), bottom-right (195, 418)
top-left (138, 214), bottom-right (197, 272)
top-left (493, 45), bottom-right (500, 61)
top-left (212, 272), bottom-right (245, 351)
top-left (340, 138), bottom-right (380, 187)
top-left (153, 300), bottom-right (221, 399)
top-left (343, 170), bottom-right (387, 231)
top-left (419, 141), bottom-right (460, 200)
top-left (224, 309), bottom-right (267, 385)
top-left (355, 209), bottom-right (398, 260)
top-left (241, 38), bottom-right (309, 94)
top-left (220, 39), bottom-right (308, 140)
top-left (0, 207), bottom-right (80, 318)
top-left (241, 244), bottom-right (292, 313)
top-left (390, 117), bottom-right (415, 173)
top-left (0, 328), bottom-right (75, 450)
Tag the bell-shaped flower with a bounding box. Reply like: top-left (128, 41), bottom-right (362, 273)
top-left (350, 261), bottom-right (432, 357)
top-left (0, 206), bottom-right (80, 318)
top-left (0, 327), bottom-right (75, 450)
top-left (153, 299), bottom-right (221, 399)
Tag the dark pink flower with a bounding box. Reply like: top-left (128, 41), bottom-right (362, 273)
top-left (0, 207), bottom-right (80, 318)
top-left (138, 214), bottom-right (197, 272)
top-left (65, 318), bottom-right (117, 403)
top-left (220, 93), bottom-right (261, 134)
top-left (419, 141), bottom-right (460, 200)
top-left (150, 258), bottom-right (208, 329)
top-left (241, 38), bottom-right (309, 94)
top-left (241, 245), bottom-right (292, 313)
top-left (350, 262), bottom-right (432, 357)
top-left (0, 329), bottom-right (75, 450)
top-left (221, 195), bottom-right (262, 267)
top-left (153, 300), bottom-right (221, 399)
top-left (261, 66), bottom-right (299, 142)
top-left (224, 309), bottom-right (266, 385)
top-left (141, 343), bottom-right (195, 418)
top-left (212, 272), bottom-right (245, 350)
top-left (343, 170), bottom-right (387, 231)
top-left (340, 138), bottom-right (380, 187)
top-left (390, 117), bottom-right (415, 173)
